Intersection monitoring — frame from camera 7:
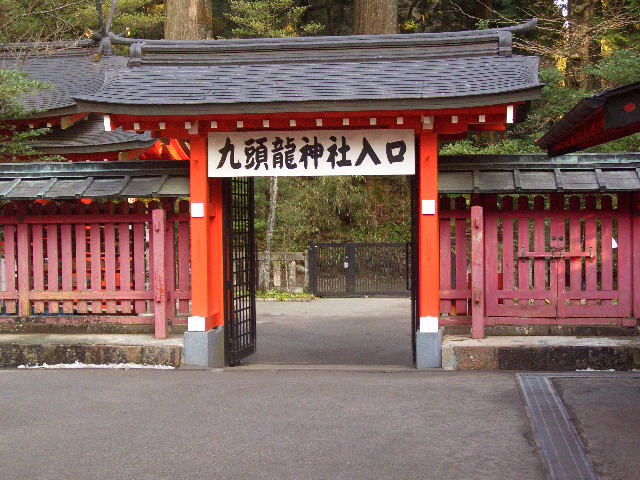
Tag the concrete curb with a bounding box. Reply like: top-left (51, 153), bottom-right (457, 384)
top-left (0, 343), bottom-right (182, 368)
top-left (443, 336), bottom-right (640, 370)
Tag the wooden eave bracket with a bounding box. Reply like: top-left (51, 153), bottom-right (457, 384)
top-left (61, 113), bottom-right (89, 130)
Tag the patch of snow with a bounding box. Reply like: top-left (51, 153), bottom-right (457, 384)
top-left (17, 360), bottom-right (174, 370)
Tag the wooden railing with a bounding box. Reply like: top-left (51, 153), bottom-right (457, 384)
top-left (0, 200), bottom-right (191, 338)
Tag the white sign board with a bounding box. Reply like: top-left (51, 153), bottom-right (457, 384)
top-left (207, 130), bottom-right (415, 177)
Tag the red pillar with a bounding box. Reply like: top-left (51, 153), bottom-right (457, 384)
top-left (188, 136), bottom-right (224, 332)
top-left (417, 132), bottom-right (440, 331)
top-left (470, 206), bottom-right (485, 339)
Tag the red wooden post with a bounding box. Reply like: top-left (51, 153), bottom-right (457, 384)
top-left (4, 223), bottom-right (17, 314)
top-left (417, 132), bottom-right (440, 331)
top-left (152, 209), bottom-right (169, 338)
top-left (32, 203), bottom-right (45, 314)
top-left (471, 206), bottom-right (485, 339)
top-left (17, 221), bottom-right (30, 317)
top-left (74, 202), bottom-right (88, 314)
top-left (103, 202), bottom-right (117, 314)
top-left (89, 202), bottom-right (102, 314)
top-left (118, 201), bottom-right (132, 314)
top-left (132, 201), bottom-right (147, 314)
top-left (60, 204), bottom-right (74, 314)
top-left (632, 193), bottom-right (640, 317)
top-left (45, 203), bottom-right (60, 315)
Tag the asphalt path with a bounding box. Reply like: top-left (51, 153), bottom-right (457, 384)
top-left (250, 298), bottom-right (413, 366)
top-left (0, 369), bottom-right (546, 480)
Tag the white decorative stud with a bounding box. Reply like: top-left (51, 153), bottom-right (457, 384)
top-left (343, 118), bottom-right (350, 126)
top-left (478, 115), bottom-right (486, 123)
top-left (210, 121), bottom-right (218, 129)
top-left (451, 116), bottom-right (458, 124)
top-left (133, 122), bottom-right (141, 131)
top-left (369, 118), bottom-right (377, 126)
top-left (184, 121), bottom-right (191, 130)
top-left (316, 119), bottom-right (323, 127)
top-left (159, 122), bottom-right (166, 130)
top-left (46, 122), bottom-right (52, 128)
top-left (263, 120), bottom-right (270, 128)
top-left (290, 119), bottom-right (297, 127)
top-left (237, 120), bottom-right (244, 129)
top-left (396, 117), bottom-right (404, 125)
top-left (506, 105), bottom-right (514, 124)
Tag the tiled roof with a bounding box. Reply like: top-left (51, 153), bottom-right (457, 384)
top-left (0, 161), bottom-right (189, 200)
top-left (0, 41), bottom-right (127, 117)
top-left (439, 153), bottom-right (640, 193)
top-left (75, 23), bottom-right (542, 115)
top-left (0, 154), bottom-right (637, 201)
top-left (31, 114), bottom-right (155, 154)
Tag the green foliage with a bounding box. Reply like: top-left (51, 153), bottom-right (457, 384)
top-left (226, 0), bottom-right (323, 38)
top-left (257, 289), bottom-right (316, 301)
top-left (439, 138), bottom-right (542, 155)
top-left (0, 69), bottom-right (52, 160)
top-left (585, 49), bottom-right (640, 88)
top-left (254, 176), bottom-right (411, 251)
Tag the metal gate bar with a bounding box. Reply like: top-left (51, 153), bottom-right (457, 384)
top-left (223, 177), bottom-right (257, 365)
top-left (309, 242), bottom-right (411, 297)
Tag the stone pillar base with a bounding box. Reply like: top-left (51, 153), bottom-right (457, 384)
top-left (183, 327), bottom-right (225, 368)
top-left (416, 329), bottom-right (443, 369)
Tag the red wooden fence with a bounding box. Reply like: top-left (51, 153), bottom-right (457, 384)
top-left (0, 199), bottom-right (191, 338)
top-left (439, 193), bottom-right (637, 337)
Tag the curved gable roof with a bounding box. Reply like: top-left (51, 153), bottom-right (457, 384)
top-left (75, 21), bottom-right (542, 116)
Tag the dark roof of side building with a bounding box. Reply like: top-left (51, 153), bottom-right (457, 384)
top-left (0, 40), bottom-right (127, 118)
top-left (75, 21), bottom-right (542, 116)
top-left (537, 82), bottom-right (640, 156)
top-left (1, 153), bottom-right (639, 201)
top-left (30, 114), bottom-right (156, 155)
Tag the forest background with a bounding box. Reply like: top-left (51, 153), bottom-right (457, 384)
top-left (1, 0), bottom-right (639, 257)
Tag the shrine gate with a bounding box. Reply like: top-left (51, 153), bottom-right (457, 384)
top-left (65, 21), bottom-right (543, 367)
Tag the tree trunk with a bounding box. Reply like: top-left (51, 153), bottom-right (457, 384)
top-left (353, 0), bottom-right (398, 35)
top-left (260, 176), bottom-right (278, 290)
top-left (565, 0), bottom-right (601, 90)
top-left (164, 0), bottom-right (212, 40)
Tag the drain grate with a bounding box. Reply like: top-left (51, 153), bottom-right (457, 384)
top-left (518, 373), bottom-right (600, 480)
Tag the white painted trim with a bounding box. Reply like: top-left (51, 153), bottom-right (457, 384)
top-left (422, 199), bottom-right (436, 215)
top-left (419, 316), bottom-right (439, 333)
top-left (506, 105), bottom-right (514, 124)
top-left (188, 316), bottom-right (206, 332)
top-left (103, 115), bottom-right (112, 132)
top-left (190, 203), bottom-right (204, 218)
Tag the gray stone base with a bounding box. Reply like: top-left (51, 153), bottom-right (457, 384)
top-left (416, 330), bottom-right (443, 369)
top-left (183, 327), bottom-right (225, 368)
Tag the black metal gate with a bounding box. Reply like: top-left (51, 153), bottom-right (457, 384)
top-left (223, 177), bottom-right (257, 365)
top-left (308, 242), bottom-right (411, 297)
